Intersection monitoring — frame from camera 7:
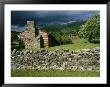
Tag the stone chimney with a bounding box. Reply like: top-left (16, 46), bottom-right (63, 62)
top-left (27, 20), bottom-right (35, 30)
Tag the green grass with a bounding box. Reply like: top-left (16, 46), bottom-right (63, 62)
top-left (20, 38), bottom-right (99, 51)
top-left (12, 39), bottom-right (100, 77)
top-left (47, 39), bottom-right (99, 51)
top-left (11, 69), bottom-right (100, 77)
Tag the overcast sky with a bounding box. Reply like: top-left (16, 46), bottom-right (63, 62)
top-left (11, 10), bottom-right (100, 32)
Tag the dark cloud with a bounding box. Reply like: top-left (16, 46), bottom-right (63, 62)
top-left (11, 10), bottom-right (100, 31)
top-left (11, 25), bottom-right (26, 32)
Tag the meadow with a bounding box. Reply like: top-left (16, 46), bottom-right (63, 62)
top-left (46, 38), bottom-right (99, 51)
top-left (11, 38), bottom-right (100, 77)
top-left (21, 38), bottom-right (100, 52)
top-left (11, 69), bottom-right (99, 77)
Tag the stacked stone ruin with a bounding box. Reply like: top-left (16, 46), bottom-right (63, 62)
top-left (18, 21), bottom-right (49, 49)
top-left (11, 48), bottom-right (100, 71)
top-left (38, 30), bottom-right (49, 48)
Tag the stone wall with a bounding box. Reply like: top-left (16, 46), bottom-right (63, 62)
top-left (18, 21), bottom-right (40, 49)
top-left (38, 30), bottom-right (49, 48)
top-left (11, 47), bottom-right (100, 71)
top-left (18, 31), bottom-right (40, 49)
top-left (18, 21), bottom-right (50, 49)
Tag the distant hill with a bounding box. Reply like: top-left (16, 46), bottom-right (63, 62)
top-left (40, 20), bottom-right (86, 34)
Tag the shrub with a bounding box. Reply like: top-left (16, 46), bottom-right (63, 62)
top-left (52, 33), bottom-right (72, 45)
top-left (78, 15), bottom-right (100, 42)
top-left (90, 39), bottom-right (100, 43)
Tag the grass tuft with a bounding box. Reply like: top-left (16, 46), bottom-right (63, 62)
top-left (11, 69), bottom-right (100, 77)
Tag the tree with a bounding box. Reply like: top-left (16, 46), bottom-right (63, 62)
top-left (78, 15), bottom-right (100, 43)
top-left (52, 33), bottom-right (72, 45)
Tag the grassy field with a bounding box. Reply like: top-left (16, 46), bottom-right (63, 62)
top-left (12, 38), bottom-right (100, 77)
top-left (11, 69), bottom-right (100, 77)
top-left (47, 39), bottom-right (99, 51)
top-left (21, 38), bottom-right (100, 51)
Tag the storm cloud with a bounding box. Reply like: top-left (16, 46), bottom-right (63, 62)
top-left (11, 10), bottom-right (100, 31)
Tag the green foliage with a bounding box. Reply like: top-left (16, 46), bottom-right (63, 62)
top-left (78, 15), bottom-right (100, 42)
top-left (11, 69), bottom-right (100, 77)
top-left (11, 31), bottom-right (20, 42)
top-left (52, 33), bottom-right (72, 45)
top-left (91, 39), bottom-right (100, 43)
top-left (45, 38), bottom-right (99, 51)
top-left (41, 21), bottom-right (86, 34)
top-left (11, 31), bottom-right (24, 50)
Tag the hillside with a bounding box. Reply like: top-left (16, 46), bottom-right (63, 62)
top-left (40, 20), bottom-right (86, 34)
